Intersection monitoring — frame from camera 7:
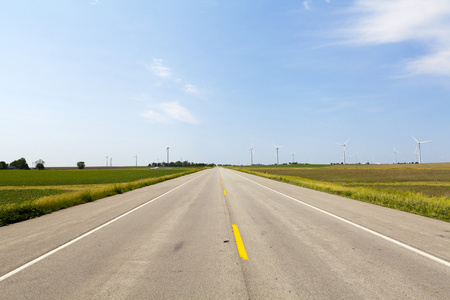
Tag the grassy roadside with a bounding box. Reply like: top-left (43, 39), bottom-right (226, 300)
top-left (231, 167), bottom-right (450, 222)
top-left (0, 168), bottom-right (204, 226)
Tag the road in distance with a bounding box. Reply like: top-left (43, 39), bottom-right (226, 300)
top-left (0, 167), bottom-right (449, 299)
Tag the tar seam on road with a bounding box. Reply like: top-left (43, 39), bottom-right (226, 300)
top-left (232, 224), bottom-right (249, 260)
top-left (0, 172), bottom-right (206, 283)
top-left (233, 171), bottom-right (450, 269)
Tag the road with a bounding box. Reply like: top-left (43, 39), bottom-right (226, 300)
top-left (0, 167), bottom-right (449, 299)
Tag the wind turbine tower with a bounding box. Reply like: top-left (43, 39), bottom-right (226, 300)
top-left (249, 146), bottom-right (254, 166)
top-left (291, 152), bottom-right (295, 164)
top-left (412, 136), bottom-right (431, 164)
top-left (166, 146), bottom-right (170, 164)
top-left (393, 147), bottom-right (400, 164)
top-left (274, 144), bottom-right (283, 165)
top-left (336, 138), bottom-right (350, 165)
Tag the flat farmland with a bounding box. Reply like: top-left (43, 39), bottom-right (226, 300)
top-left (234, 163), bottom-right (450, 221)
top-left (0, 168), bottom-right (188, 186)
top-left (0, 168), bottom-right (203, 226)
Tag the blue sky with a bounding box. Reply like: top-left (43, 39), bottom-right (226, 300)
top-left (1, 0), bottom-right (449, 166)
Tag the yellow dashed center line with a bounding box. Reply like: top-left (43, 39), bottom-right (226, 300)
top-left (220, 171), bottom-right (248, 260)
top-left (232, 224), bottom-right (248, 260)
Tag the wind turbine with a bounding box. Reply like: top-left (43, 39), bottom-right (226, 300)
top-left (412, 136), bottom-right (431, 164)
top-left (249, 146), bottom-right (254, 166)
top-left (273, 144), bottom-right (284, 165)
top-left (133, 155), bottom-right (137, 168)
top-left (290, 152), bottom-right (295, 164)
top-left (393, 147), bottom-right (400, 164)
top-left (336, 138), bottom-right (350, 165)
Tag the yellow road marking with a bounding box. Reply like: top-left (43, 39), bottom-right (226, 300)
top-left (232, 224), bottom-right (248, 260)
top-left (223, 190), bottom-right (227, 195)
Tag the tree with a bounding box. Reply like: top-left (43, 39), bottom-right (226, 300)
top-left (10, 158), bottom-right (30, 170)
top-left (77, 161), bottom-right (85, 169)
top-left (0, 161), bottom-right (8, 169)
top-left (35, 159), bottom-right (45, 170)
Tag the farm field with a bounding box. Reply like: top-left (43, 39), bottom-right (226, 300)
top-left (233, 163), bottom-right (450, 221)
top-left (0, 167), bottom-right (203, 226)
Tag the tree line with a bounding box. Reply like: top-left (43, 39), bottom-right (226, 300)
top-left (149, 161), bottom-right (215, 168)
top-left (0, 158), bottom-right (47, 170)
top-left (0, 158), bottom-right (214, 170)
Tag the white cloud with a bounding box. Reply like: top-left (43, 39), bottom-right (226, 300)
top-left (303, 0), bottom-right (312, 10)
top-left (148, 58), bottom-right (171, 78)
top-left (141, 102), bottom-right (198, 124)
top-left (405, 50), bottom-right (450, 76)
top-left (303, 0), bottom-right (331, 10)
top-left (141, 110), bottom-right (167, 123)
top-left (339, 0), bottom-right (450, 76)
top-left (160, 102), bottom-right (198, 124)
top-left (146, 59), bottom-right (202, 95)
top-left (183, 83), bottom-right (200, 96)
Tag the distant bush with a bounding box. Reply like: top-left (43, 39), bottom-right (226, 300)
top-left (0, 161), bottom-right (8, 169)
top-left (77, 161), bottom-right (85, 169)
top-left (10, 158), bottom-right (30, 170)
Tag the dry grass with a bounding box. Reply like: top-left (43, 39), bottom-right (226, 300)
top-left (233, 163), bottom-right (450, 222)
top-left (0, 168), bottom-right (204, 226)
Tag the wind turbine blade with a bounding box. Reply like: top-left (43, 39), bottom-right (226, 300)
top-left (412, 136), bottom-right (419, 143)
top-left (421, 140), bottom-right (432, 144)
top-left (344, 138), bottom-right (351, 145)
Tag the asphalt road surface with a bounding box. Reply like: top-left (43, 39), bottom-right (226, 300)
top-left (1, 167), bottom-right (449, 299)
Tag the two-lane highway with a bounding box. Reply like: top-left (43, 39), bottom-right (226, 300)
top-left (1, 167), bottom-right (449, 299)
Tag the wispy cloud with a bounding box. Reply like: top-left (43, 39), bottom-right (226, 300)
top-left (146, 58), bottom-right (202, 95)
top-left (90, 0), bottom-right (101, 6)
top-left (338, 0), bottom-right (450, 76)
top-left (183, 83), bottom-right (200, 96)
top-left (141, 101), bottom-right (198, 124)
top-left (148, 58), bottom-right (171, 78)
top-left (303, 0), bottom-right (312, 10)
top-left (303, 0), bottom-right (331, 10)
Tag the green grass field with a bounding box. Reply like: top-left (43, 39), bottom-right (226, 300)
top-left (0, 167), bottom-right (204, 226)
top-left (0, 168), bottom-right (189, 186)
top-left (233, 163), bottom-right (450, 222)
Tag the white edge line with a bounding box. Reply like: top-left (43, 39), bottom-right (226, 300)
top-left (0, 172), bottom-right (204, 282)
top-left (232, 171), bottom-right (450, 268)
